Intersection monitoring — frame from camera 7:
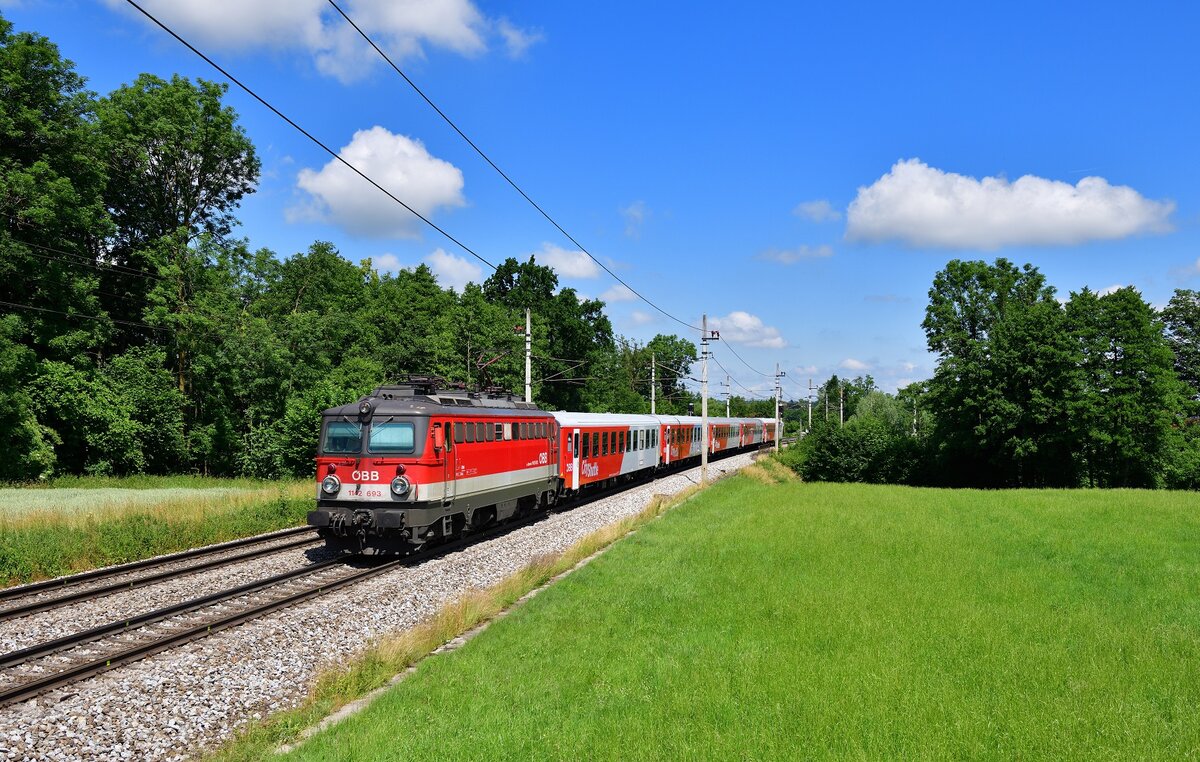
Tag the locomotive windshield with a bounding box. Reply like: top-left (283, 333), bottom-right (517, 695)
top-left (368, 421), bottom-right (416, 454)
top-left (322, 421), bottom-right (362, 454)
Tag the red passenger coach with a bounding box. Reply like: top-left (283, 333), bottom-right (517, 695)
top-left (552, 413), bottom-right (660, 492)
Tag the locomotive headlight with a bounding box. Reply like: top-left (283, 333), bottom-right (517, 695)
top-left (358, 400), bottom-right (373, 417)
top-left (321, 475), bottom-right (341, 495)
top-left (390, 476), bottom-right (411, 496)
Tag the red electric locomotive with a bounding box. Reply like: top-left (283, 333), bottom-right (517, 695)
top-left (308, 378), bottom-right (559, 553)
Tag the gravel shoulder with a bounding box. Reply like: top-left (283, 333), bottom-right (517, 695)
top-left (0, 453), bottom-right (755, 761)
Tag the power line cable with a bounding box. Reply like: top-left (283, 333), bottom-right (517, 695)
top-left (0, 299), bottom-right (166, 332)
top-left (124, 0), bottom-right (496, 273)
top-left (710, 352), bottom-right (767, 399)
top-left (325, 0), bottom-right (700, 333)
top-left (722, 339), bottom-right (772, 378)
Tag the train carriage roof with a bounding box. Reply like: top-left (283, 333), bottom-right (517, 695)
top-left (321, 380), bottom-right (553, 420)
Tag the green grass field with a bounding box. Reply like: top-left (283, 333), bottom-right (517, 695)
top-left (282, 479), bottom-right (1200, 760)
top-left (0, 478), bottom-right (313, 586)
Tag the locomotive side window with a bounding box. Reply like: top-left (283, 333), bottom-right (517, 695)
top-left (512, 422), bottom-right (520, 440)
top-left (454, 422), bottom-right (464, 443)
top-left (367, 422), bottom-right (415, 454)
top-left (485, 423), bottom-right (494, 442)
top-left (473, 422), bottom-right (483, 442)
top-left (322, 421), bottom-right (362, 454)
top-left (465, 423), bottom-right (475, 443)
top-left (494, 423), bottom-right (503, 441)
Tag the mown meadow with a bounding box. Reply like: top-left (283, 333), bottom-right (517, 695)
top-left (0, 476), bottom-right (312, 585)
top-left (274, 474), bottom-right (1200, 760)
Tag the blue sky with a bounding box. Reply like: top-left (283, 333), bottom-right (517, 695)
top-left (5, 1), bottom-right (1199, 399)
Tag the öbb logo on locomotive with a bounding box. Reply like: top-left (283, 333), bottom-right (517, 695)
top-left (307, 377), bottom-right (775, 554)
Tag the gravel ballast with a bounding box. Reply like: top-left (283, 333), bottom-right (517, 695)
top-left (0, 454), bottom-right (755, 761)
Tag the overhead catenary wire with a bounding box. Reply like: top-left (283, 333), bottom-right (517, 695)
top-left (721, 339), bottom-right (772, 378)
top-left (325, 0), bottom-right (701, 334)
top-left (123, 0), bottom-right (496, 274)
top-left (0, 299), bottom-right (167, 332)
top-left (709, 352), bottom-right (768, 400)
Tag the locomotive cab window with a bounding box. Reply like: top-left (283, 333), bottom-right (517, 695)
top-left (322, 421), bottom-right (362, 454)
top-left (368, 422), bottom-right (416, 454)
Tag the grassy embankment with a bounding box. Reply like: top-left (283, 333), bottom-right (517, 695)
top-left (0, 475), bottom-right (313, 586)
top-left (259, 468), bottom-right (1200, 760)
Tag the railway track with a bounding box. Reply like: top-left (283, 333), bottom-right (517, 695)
top-left (0, 509), bottom-right (551, 708)
top-left (0, 527), bottom-right (319, 621)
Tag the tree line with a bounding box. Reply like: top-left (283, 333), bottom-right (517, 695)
top-left (785, 260), bottom-right (1200, 489)
top-left (0, 16), bottom-right (739, 481)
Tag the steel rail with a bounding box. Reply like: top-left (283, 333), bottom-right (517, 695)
top-left (0, 558), bottom-right (346, 670)
top-left (0, 558), bottom-right (396, 707)
top-left (0, 526), bottom-right (314, 603)
top-left (0, 535), bottom-right (322, 622)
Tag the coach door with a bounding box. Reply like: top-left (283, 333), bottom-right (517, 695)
top-left (440, 421), bottom-right (457, 506)
top-left (571, 428), bottom-right (580, 490)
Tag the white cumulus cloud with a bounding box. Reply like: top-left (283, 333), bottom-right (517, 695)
top-left (426, 248), bottom-right (480, 292)
top-left (756, 245), bottom-right (833, 264)
top-left (1097, 283), bottom-right (1132, 297)
top-left (630, 310), bottom-right (655, 326)
top-left (291, 126), bottom-right (465, 238)
top-left (840, 358), bottom-right (871, 371)
top-left (600, 284), bottom-right (637, 303)
top-left (105, 0), bottom-right (537, 82)
top-left (846, 159), bottom-right (1174, 249)
top-left (532, 243), bottom-right (599, 279)
top-left (793, 199), bottom-right (841, 222)
top-left (709, 311), bottom-right (786, 349)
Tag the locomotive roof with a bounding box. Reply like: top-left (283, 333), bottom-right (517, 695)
top-left (321, 382), bottom-right (552, 419)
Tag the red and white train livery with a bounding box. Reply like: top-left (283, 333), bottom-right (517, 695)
top-left (308, 379), bottom-right (775, 552)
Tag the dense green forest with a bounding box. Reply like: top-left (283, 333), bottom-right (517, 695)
top-left (3, 16), bottom-right (1198, 488)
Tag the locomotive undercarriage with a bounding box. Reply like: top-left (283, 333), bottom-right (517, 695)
top-left (310, 481), bottom-right (557, 554)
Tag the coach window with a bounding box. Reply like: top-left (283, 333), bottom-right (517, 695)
top-left (600, 432), bottom-right (607, 455)
top-left (591, 432), bottom-right (599, 456)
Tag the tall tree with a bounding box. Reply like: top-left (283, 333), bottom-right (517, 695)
top-left (1066, 287), bottom-right (1184, 487)
top-left (0, 15), bottom-right (111, 361)
top-left (922, 259), bottom-right (1076, 486)
top-left (1161, 288), bottom-right (1200, 404)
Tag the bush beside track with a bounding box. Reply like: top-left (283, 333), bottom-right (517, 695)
top-left (268, 474), bottom-right (1200, 760)
top-left (0, 481), bottom-right (312, 586)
